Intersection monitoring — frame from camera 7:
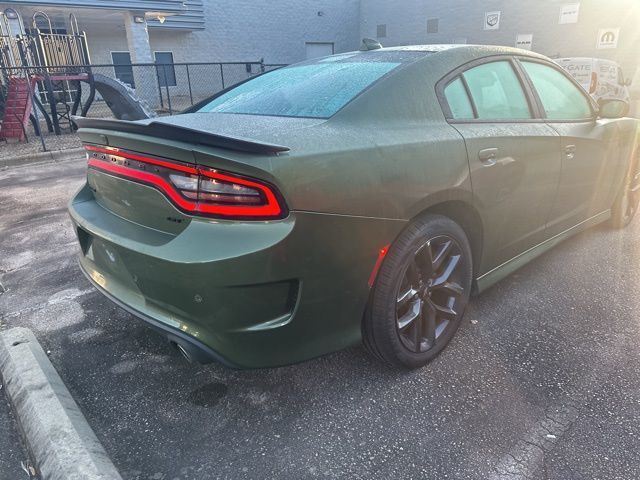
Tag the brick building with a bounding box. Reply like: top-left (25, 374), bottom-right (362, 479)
top-left (1, 1), bottom-right (638, 102)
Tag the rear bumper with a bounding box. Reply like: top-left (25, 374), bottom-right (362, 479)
top-left (69, 182), bottom-right (405, 368)
top-left (79, 262), bottom-right (238, 367)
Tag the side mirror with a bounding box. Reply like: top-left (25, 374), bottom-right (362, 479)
top-left (598, 99), bottom-right (629, 119)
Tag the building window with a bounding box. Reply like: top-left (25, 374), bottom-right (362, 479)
top-left (111, 51), bottom-right (135, 88)
top-left (427, 17), bottom-right (439, 34)
top-left (377, 24), bottom-right (387, 38)
top-left (155, 51), bottom-right (176, 87)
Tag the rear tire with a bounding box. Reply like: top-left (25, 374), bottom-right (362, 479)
top-left (363, 214), bottom-right (473, 369)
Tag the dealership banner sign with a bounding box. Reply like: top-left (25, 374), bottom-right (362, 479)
top-left (484, 11), bottom-right (501, 30)
top-left (515, 34), bottom-right (533, 50)
top-left (596, 28), bottom-right (620, 49)
top-left (559, 3), bottom-right (580, 24)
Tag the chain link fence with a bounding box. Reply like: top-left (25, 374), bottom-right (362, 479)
top-left (0, 61), bottom-right (286, 157)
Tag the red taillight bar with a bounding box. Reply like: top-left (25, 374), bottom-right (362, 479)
top-left (85, 145), bottom-right (197, 174)
top-left (198, 169), bottom-right (282, 216)
top-left (88, 158), bottom-right (196, 210)
top-left (85, 145), bottom-right (285, 219)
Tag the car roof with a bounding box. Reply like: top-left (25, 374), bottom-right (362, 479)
top-left (321, 44), bottom-right (553, 123)
top-left (309, 44), bottom-right (550, 69)
top-left (378, 43), bottom-right (547, 58)
top-left (379, 44), bottom-right (465, 53)
top-left (556, 57), bottom-right (621, 66)
top-left (349, 44), bottom-right (551, 69)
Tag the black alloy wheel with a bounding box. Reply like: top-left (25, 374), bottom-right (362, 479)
top-left (363, 214), bottom-right (473, 369)
top-left (396, 235), bottom-right (465, 353)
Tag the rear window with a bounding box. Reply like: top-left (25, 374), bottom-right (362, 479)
top-left (462, 61), bottom-right (531, 120)
top-left (197, 54), bottom-right (414, 119)
top-left (444, 77), bottom-right (474, 119)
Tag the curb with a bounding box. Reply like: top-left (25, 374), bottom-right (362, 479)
top-left (0, 327), bottom-right (122, 480)
top-left (0, 147), bottom-right (84, 169)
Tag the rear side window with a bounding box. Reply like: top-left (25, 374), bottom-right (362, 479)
top-left (443, 77), bottom-right (474, 119)
top-left (521, 61), bottom-right (592, 120)
top-left (462, 61), bottom-right (531, 120)
top-left (197, 61), bottom-right (401, 118)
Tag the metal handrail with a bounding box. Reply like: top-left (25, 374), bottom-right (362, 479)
top-left (69, 13), bottom-right (80, 36)
top-left (32, 11), bottom-right (53, 32)
top-left (1, 8), bottom-right (25, 36)
top-left (0, 35), bottom-right (22, 69)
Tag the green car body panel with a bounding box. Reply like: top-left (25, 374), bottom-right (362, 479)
top-left (68, 45), bottom-right (640, 368)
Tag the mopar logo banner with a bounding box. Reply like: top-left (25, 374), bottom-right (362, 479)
top-left (484, 11), bottom-right (501, 30)
top-left (597, 28), bottom-right (620, 49)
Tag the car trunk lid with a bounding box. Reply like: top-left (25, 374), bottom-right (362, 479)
top-left (75, 114), bottom-right (311, 233)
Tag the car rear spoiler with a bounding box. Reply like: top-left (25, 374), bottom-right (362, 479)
top-left (71, 117), bottom-right (290, 155)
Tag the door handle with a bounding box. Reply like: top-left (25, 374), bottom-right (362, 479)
top-left (478, 148), bottom-right (498, 166)
top-left (564, 144), bottom-right (576, 160)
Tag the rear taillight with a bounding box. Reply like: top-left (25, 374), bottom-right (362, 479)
top-left (85, 145), bottom-right (286, 219)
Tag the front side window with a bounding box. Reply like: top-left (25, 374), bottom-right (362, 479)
top-left (197, 59), bottom-right (402, 119)
top-left (444, 77), bottom-right (474, 119)
top-left (462, 61), bottom-right (532, 120)
top-left (522, 61), bottom-right (592, 120)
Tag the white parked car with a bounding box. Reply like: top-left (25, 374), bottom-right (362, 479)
top-left (555, 57), bottom-right (631, 108)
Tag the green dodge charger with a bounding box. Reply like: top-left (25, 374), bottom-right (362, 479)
top-left (69, 44), bottom-right (640, 369)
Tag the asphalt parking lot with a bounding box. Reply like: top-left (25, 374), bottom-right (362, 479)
top-left (1, 157), bottom-right (640, 480)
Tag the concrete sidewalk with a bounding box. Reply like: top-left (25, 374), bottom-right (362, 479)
top-left (0, 327), bottom-right (122, 480)
top-left (0, 380), bottom-right (31, 479)
top-left (0, 147), bottom-right (84, 170)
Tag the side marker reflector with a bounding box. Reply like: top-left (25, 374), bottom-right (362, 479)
top-left (368, 245), bottom-right (390, 288)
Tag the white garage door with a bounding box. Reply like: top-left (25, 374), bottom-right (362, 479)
top-left (305, 42), bottom-right (334, 60)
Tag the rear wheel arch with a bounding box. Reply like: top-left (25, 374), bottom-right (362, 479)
top-left (413, 200), bottom-right (484, 279)
top-left (361, 199), bottom-right (484, 337)
top-left (403, 190), bottom-right (483, 278)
